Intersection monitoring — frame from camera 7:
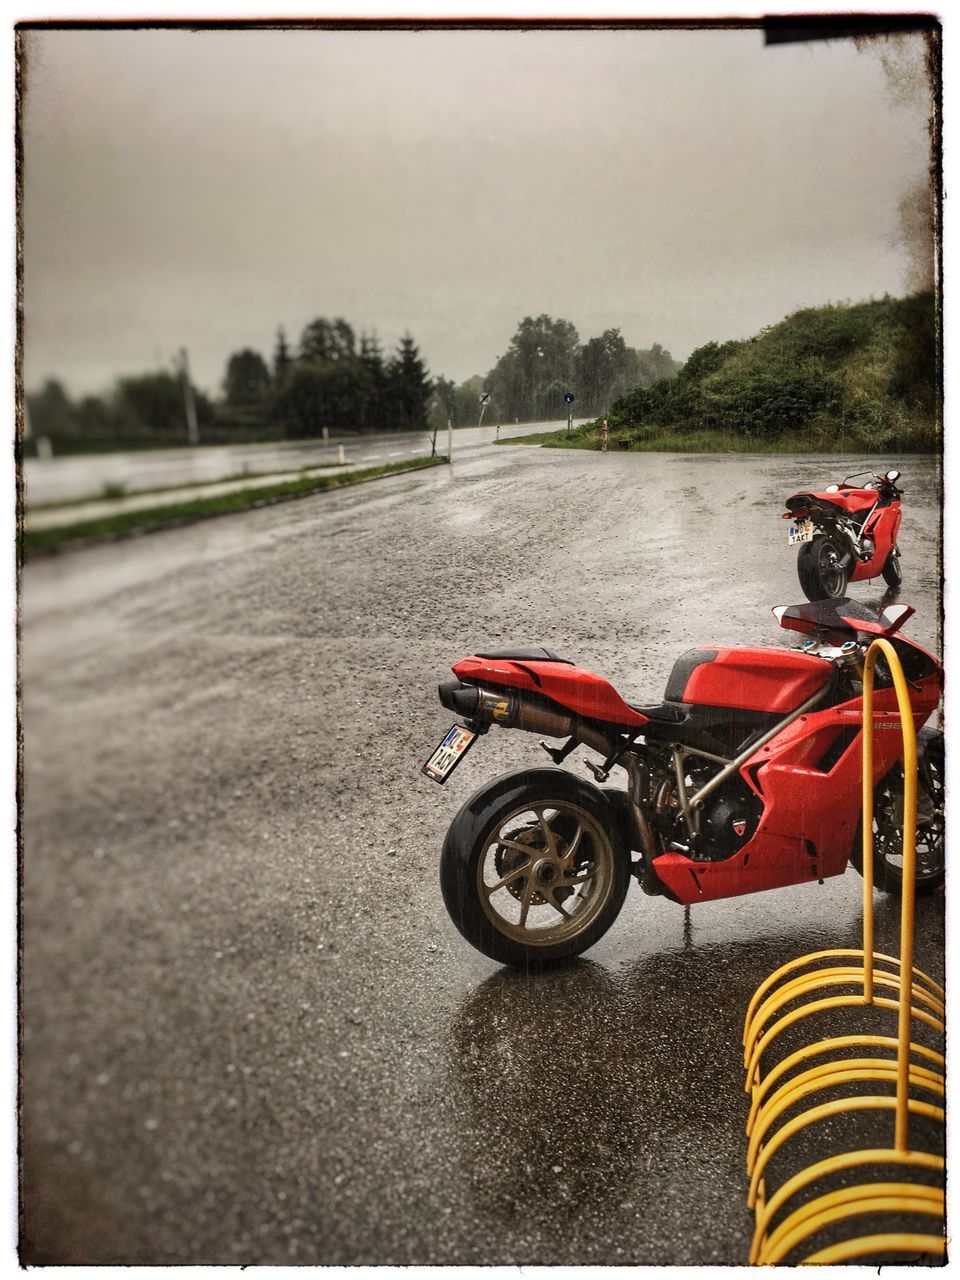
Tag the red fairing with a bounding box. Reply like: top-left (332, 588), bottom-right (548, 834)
top-left (850, 504), bottom-right (902, 582)
top-left (451, 656), bottom-right (649, 728)
top-left (675, 646), bottom-right (829, 714)
top-left (651, 669), bottom-right (941, 905)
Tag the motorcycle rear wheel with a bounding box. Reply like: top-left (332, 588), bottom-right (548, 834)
top-left (439, 767), bottom-right (631, 967)
top-left (851, 730), bottom-right (944, 895)
top-left (797, 534), bottom-right (848, 601)
top-left (881, 545), bottom-right (903, 590)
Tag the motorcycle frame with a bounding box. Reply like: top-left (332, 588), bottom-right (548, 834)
top-left (665, 679), bottom-right (831, 841)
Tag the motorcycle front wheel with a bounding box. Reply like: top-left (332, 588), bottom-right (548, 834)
top-left (439, 767), bottom-right (631, 967)
top-left (881, 545), bottom-right (903, 590)
top-left (797, 534), bottom-right (848, 601)
top-left (851, 730), bottom-right (944, 895)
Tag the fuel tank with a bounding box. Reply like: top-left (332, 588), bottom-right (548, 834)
top-left (665, 646), bottom-right (830, 715)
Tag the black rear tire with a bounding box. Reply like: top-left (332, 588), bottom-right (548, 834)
top-left (851, 729), bottom-right (944, 895)
top-left (881, 545), bottom-right (903, 590)
top-left (797, 534), bottom-right (849, 601)
top-left (440, 767), bottom-right (631, 967)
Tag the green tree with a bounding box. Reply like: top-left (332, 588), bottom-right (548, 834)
top-left (223, 349), bottom-right (271, 411)
top-left (487, 315), bottom-right (580, 421)
top-left (113, 371), bottom-right (213, 440)
top-left (273, 327), bottom-right (292, 387)
top-left (359, 332), bottom-right (389, 431)
top-left (431, 375), bottom-right (458, 427)
top-left (299, 317), bottom-right (356, 363)
top-left (576, 329), bottom-right (634, 416)
top-left (273, 361), bottom-right (372, 438)
top-left (387, 334), bottom-right (432, 430)
top-left (634, 342), bottom-right (681, 386)
top-left (26, 379), bottom-right (77, 442)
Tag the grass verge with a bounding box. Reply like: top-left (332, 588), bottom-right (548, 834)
top-left (495, 424), bottom-right (908, 453)
top-left (24, 456), bottom-right (446, 558)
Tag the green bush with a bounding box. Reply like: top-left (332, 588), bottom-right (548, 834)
top-left (604, 292), bottom-right (937, 453)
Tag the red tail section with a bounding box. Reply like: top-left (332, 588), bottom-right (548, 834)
top-left (452, 656), bottom-right (649, 729)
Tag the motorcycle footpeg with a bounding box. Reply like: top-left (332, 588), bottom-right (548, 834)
top-left (539, 736), bottom-right (577, 765)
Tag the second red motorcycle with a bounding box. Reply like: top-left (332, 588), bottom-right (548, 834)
top-left (784, 468), bottom-right (904, 601)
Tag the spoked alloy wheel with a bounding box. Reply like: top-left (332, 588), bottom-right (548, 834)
top-left (798, 534), bottom-right (848, 601)
top-left (440, 768), bottom-right (630, 967)
top-left (480, 802), bottom-right (613, 944)
top-left (853, 731), bottom-right (944, 894)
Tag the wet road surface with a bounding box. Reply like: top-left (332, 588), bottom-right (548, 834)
top-left (20, 446), bottom-right (943, 1264)
top-left (24, 420), bottom-right (579, 506)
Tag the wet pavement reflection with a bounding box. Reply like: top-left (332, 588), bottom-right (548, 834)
top-left (443, 889), bottom-right (943, 1265)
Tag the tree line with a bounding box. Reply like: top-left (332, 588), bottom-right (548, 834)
top-left (25, 312), bottom-right (680, 453)
top-left (26, 321), bottom-right (433, 453)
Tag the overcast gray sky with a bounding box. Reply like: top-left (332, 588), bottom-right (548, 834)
top-left (21, 24), bottom-right (934, 397)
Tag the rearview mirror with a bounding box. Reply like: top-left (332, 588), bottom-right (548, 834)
top-left (877, 602), bottom-right (913, 634)
top-left (885, 470), bottom-right (901, 483)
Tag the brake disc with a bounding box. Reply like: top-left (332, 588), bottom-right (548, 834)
top-left (494, 822), bottom-right (579, 905)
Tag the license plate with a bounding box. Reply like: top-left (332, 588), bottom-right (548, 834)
top-left (422, 724), bottom-right (478, 784)
top-left (788, 519), bottom-right (814, 546)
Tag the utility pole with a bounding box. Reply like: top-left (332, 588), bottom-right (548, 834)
top-left (179, 347), bottom-right (200, 445)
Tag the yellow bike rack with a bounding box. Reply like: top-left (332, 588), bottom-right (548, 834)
top-left (741, 637), bottom-right (945, 1265)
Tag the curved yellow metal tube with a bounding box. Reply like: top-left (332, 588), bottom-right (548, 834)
top-left (747, 1095), bottom-right (943, 1209)
top-left (801, 1232), bottom-right (945, 1264)
top-left (747, 1062), bottom-right (944, 1174)
top-left (862, 638), bottom-right (920, 1152)
top-left (744, 994), bottom-right (943, 1092)
top-left (743, 967), bottom-right (943, 1067)
top-left (749, 1148), bottom-right (944, 1264)
top-left (747, 1036), bottom-right (945, 1134)
top-left (759, 1184), bottom-right (944, 1265)
top-left (742, 950), bottom-right (943, 1055)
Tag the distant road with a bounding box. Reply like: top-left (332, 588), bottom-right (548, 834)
top-left (24, 420), bottom-right (586, 506)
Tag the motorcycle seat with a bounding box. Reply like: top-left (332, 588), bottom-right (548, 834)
top-left (474, 646), bottom-right (574, 665)
top-left (786, 490), bottom-right (875, 519)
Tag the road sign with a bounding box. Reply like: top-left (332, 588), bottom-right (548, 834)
top-left (479, 392), bottom-right (491, 404)
top-left (564, 392), bottom-right (575, 404)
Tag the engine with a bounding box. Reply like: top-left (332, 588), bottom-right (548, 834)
top-left (654, 772), bottom-right (762, 862)
top-left (699, 783), bottom-right (761, 859)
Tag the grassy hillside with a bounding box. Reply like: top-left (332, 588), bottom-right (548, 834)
top-left (521, 293), bottom-right (938, 454)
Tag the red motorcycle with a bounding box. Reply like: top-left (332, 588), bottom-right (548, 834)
top-left (784, 469), bottom-right (904, 601)
top-left (424, 598), bottom-right (943, 967)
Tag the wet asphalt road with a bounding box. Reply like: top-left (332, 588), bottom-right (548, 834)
top-left (20, 445), bottom-right (943, 1264)
top-left (24, 420), bottom-right (579, 505)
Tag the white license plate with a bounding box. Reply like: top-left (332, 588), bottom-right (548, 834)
top-left (422, 724), bottom-right (478, 784)
top-left (788, 520), bottom-right (814, 546)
